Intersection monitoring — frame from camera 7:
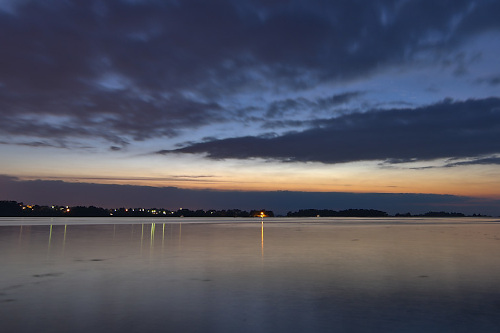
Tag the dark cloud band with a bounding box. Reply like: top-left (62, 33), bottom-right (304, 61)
top-left (160, 98), bottom-right (500, 165)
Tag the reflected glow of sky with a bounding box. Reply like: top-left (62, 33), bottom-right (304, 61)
top-left (3, 220), bottom-right (500, 331)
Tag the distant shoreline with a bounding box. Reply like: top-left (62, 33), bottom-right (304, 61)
top-left (0, 200), bottom-right (493, 218)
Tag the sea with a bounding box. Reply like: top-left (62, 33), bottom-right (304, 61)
top-left (1, 217), bottom-right (500, 333)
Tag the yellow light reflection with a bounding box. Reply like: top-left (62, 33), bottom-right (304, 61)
top-left (261, 219), bottom-right (264, 257)
top-left (179, 221), bottom-right (182, 243)
top-left (48, 224), bottom-right (53, 247)
top-left (140, 224), bottom-right (144, 254)
top-left (62, 224), bottom-right (67, 255)
top-left (150, 223), bottom-right (156, 248)
top-left (47, 224), bottom-right (53, 259)
top-left (162, 223), bottom-right (165, 248)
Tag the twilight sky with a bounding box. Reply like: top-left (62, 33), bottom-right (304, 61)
top-left (1, 0), bottom-right (500, 214)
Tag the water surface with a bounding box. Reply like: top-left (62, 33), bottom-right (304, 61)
top-left (1, 217), bottom-right (500, 332)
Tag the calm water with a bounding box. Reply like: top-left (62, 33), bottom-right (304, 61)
top-left (1, 217), bottom-right (500, 333)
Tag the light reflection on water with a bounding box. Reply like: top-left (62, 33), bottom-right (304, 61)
top-left (1, 218), bottom-right (500, 332)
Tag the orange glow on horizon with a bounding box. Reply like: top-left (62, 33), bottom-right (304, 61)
top-left (10, 159), bottom-right (500, 200)
top-left (14, 174), bottom-right (500, 200)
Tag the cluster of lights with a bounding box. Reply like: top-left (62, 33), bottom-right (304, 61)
top-left (110, 208), bottom-right (172, 215)
top-left (21, 204), bottom-right (70, 212)
top-left (17, 204), bottom-right (267, 217)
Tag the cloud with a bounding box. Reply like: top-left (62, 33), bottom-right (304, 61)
top-left (1, 1), bottom-right (499, 147)
top-left (445, 156), bottom-right (500, 167)
top-left (159, 98), bottom-right (500, 164)
top-left (2, 175), bottom-right (499, 215)
top-left (0, 140), bottom-right (63, 148)
top-left (265, 91), bottom-right (364, 118)
top-left (476, 75), bottom-right (500, 86)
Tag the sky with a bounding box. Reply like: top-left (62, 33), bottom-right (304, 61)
top-left (1, 0), bottom-right (500, 215)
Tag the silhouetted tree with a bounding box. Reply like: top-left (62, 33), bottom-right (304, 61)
top-left (68, 206), bottom-right (110, 217)
top-left (0, 201), bottom-right (23, 216)
top-left (287, 208), bottom-right (388, 217)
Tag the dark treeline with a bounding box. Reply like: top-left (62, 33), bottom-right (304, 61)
top-left (395, 211), bottom-right (490, 217)
top-left (287, 209), bottom-right (490, 217)
top-left (287, 208), bottom-right (389, 217)
top-left (0, 200), bottom-right (490, 218)
top-left (0, 201), bottom-right (273, 218)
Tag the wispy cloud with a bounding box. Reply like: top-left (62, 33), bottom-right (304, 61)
top-left (445, 155), bottom-right (500, 167)
top-left (476, 75), bottom-right (500, 86)
top-left (159, 98), bottom-right (500, 165)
